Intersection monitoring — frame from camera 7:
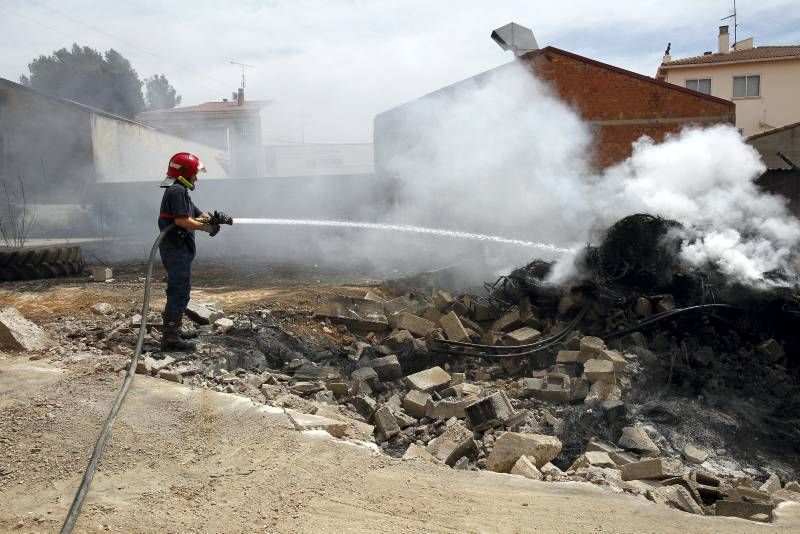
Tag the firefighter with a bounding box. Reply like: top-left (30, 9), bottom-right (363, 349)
top-left (157, 152), bottom-right (224, 352)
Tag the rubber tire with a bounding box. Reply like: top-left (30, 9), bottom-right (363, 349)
top-left (0, 245), bottom-right (86, 282)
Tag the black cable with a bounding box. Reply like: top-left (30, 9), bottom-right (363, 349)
top-left (603, 303), bottom-right (739, 339)
top-left (60, 224), bottom-right (174, 534)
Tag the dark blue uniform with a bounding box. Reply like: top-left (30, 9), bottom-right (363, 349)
top-left (158, 183), bottom-right (203, 313)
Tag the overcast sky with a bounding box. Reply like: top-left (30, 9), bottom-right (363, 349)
top-left (1, 0), bottom-right (798, 143)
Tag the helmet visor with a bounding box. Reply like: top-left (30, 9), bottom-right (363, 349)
top-left (197, 161), bottom-right (207, 174)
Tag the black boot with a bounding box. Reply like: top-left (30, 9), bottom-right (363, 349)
top-left (161, 310), bottom-right (197, 352)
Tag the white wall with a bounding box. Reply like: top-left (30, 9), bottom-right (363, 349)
top-left (91, 114), bottom-right (230, 183)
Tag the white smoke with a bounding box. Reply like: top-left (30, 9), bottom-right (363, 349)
top-left (380, 61), bottom-right (800, 287)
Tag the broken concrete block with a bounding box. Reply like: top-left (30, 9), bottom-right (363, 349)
top-left (91, 266), bottom-right (113, 282)
top-left (682, 444), bottom-right (709, 464)
top-left (150, 356), bottom-right (175, 373)
top-left (314, 296), bottom-right (388, 331)
top-left (425, 422), bottom-right (478, 466)
top-left (185, 300), bottom-right (224, 325)
top-left (158, 370), bottom-right (183, 383)
top-left (598, 349), bottom-right (626, 372)
top-left (618, 426), bottom-right (660, 457)
top-left (369, 354), bottom-right (403, 381)
top-left (389, 312), bottom-right (436, 337)
top-left (556, 350), bottom-right (580, 365)
top-left (285, 409), bottom-right (348, 438)
top-left (759, 473), bottom-right (782, 494)
top-left (432, 290), bottom-right (455, 311)
top-left (214, 317), bottom-right (234, 334)
top-left (620, 458), bottom-right (683, 481)
top-left (583, 359), bottom-right (615, 384)
top-left (578, 336), bottom-right (606, 362)
top-left (492, 308), bottom-right (522, 332)
top-left (715, 500), bottom-right (774, 522)
top-left (0, 307), bottom-right (53, 352)
top-left (569, 451), bottom-right (616, 471)
top-left (350, 395), bottom-right (377, 419)
top-left (439, 311), bottom-right (470, 343)
top-left (486, 433), bottom-right (562, 472)
top-left (521, 376), bottom-right (572, 403)
top-left (91, 302), bottom-right (114, 315)
top-left (135, 355), bottom-right (157, 375)
top-left (510, 455), bottom-right (543, 480)
top-left (464, 391), bottom-right (516, 432)
top-left (665, 486), bottom-right (704, 515)
top-left (403, 443), bottom-right (444, 464)
top-left (363, 290), bottom-right (385, 302)
top-left (421, 306), bottom-right (443, 324)
top-left (785, 481), bottom-right (800, 493)
top-left (383, 329), bottom-right (414, 351)
top-left (426, 397), bottom-right (473, 419)
top-left (392, 410), bottom-right (417, 429)
top-left (758, 339), bottom-right (785, 362)
top-left (584, 381), bottom-right (621, 405)
top-left (373, 406), bottom-right (400, 439)
top-left (351, 366), bottom-right (379, 383)
top-left (405, 366), bottom-right (451, 393)
top-left (540, 462), bottom-right (564, 479)
top-left (504, 326), bottom-right (541, 346)
top-left (403, 390), bottom-right (432, 418)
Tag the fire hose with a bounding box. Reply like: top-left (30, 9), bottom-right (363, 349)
top-left (61, 212), bottom-right (232, 534)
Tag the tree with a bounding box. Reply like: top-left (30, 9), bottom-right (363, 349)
top-left (20, 44), bottom-right (145, 118)
top-left (145, 74), bottom-right (182, 110)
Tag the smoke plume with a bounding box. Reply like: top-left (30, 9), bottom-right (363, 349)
top-left (378, 61), bottom-right (799, 287)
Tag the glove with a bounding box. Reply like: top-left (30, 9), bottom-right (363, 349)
top-left (208, 210), bottom-right (233, 225)
top-left (200, 223), bottom-right (221, 236)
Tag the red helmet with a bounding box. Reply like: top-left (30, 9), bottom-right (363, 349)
top-left (166, 152), bottom-right (206, 179)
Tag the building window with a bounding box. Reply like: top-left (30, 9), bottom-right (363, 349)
top-left (685, 78), bottom-right (711, 95)
top-left (733, 75), bottom-right (760, 97)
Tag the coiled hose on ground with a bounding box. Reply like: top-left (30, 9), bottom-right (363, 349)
top-left (60, 224), bottom-right (174, 534)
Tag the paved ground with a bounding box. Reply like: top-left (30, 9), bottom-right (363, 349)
top-left (2, 355), bottom-right (800, 533)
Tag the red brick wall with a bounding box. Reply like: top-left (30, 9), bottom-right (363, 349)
top-left (525, 49), bottom-right (735, 168)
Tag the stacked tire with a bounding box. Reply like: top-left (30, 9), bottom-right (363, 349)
top-left (0, 245), bottom-right (86, 282)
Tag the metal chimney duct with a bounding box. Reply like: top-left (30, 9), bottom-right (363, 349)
top-left (491, 23), bottom-right (539, 57)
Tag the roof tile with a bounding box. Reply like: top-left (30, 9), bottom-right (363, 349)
top-left (662, 45), bottom-right (800, 67)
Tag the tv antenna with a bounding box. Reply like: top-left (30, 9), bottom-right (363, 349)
top-left (721, 0), bottom-right (739, 49)
top-left (230, 60), bottom-right (254, 89)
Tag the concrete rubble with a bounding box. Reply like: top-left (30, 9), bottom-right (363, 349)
top-left (0, 306), bottom-right (53, 352)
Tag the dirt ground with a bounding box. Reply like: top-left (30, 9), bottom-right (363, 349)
top-left (2, 266), bottom-right (800, 533)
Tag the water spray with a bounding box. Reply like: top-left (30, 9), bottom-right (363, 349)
top-left (234, 218), bottom-right (572, 254)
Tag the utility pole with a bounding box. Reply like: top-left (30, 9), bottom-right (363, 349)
top-left (229, 60), bottom-right (254, 89)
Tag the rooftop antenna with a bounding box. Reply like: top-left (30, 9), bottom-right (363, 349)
top-left (229, 60), bottom-right (254, 89)
top-left (721, 0), bottom-right (739, 49)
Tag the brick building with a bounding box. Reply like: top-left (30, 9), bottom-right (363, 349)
top-left (375, 46), bottom-right (735, 172)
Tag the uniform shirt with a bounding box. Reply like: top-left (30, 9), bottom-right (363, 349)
top-left (158, 183), bottom-right (203, 250)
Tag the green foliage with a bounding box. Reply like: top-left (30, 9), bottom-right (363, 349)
top-left (20, 44), bottom-right (145, 118)
top-left (145, 74), bottom-right (182, 110)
